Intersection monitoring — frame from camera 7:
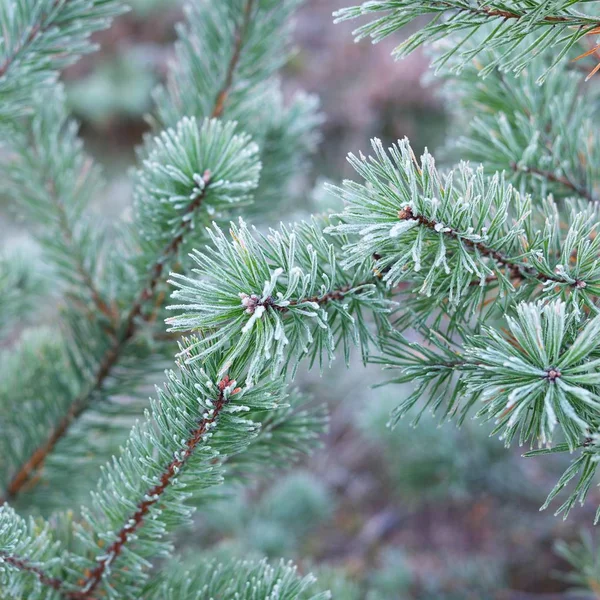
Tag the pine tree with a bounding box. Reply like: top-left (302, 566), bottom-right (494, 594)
top-left (3, 0), bottom-right (600, 597)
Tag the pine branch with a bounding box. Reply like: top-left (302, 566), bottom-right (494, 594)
top-left (0, 86), bottom-right (113, 321)
top-left (50, 184), bottom-right (113, 322)
top-left (0, 550), bottom-right (64, 593)
top-left (396, 205), bottom-right (567, 286)
top-left (2, 0), bottom-right (316, 506)
top-left (0, 330), bottom-right (89, 506)
top-left (0, 250), bottom-right (46, 340)
top-left (396, 206), bottom-right (524, 280)
top-left (511, 162), bottom-right (598, 204)
top-left (441, 46), bottom-right (600, 202)
top-left (69, 377), bottom-right (232, 599)
top-left (0, 0), bottom-right (125, 121)
top-left (0, 503), bottom-right (69, 599)
top-left (63, 343), bottom-right (289, 599)
top-left (152, 0), bottom-right (322, 214)
top-left (129, 170), bottom-right (213, 328)
top-left (154, 0), bottom-right (303, 131)
top-left (334, 0), bottom-right (600, 80)
top-left (167, 217), bottom-right (392, 383)
top-left (327, 138), bottom-right (599, 324)
top-left (379, 300), bottom-right (600, 450)
top-left (1, 170), bottom-right (214, 503)
top-left (142, 556), bottom-right (329, 600)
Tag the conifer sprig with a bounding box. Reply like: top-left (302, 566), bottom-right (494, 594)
top-left (554, 531), bottom-right (600, 591)
top-left (328, 138), bottom-right (600, 324)
top-left (152, 0), bottom-right (322, 211)
top-left (67, 343), bottom-right (290, 599)
top-left (167, 218), bottom-right (393, 382)
top-left (134, 117), bottom-right (261, 264)
top-left (6, 0), bottom-right (600, 592)
top-left (441, 47), bottom-right (600, 203)
top-left (0, 504), bottom-right (67, 599)
top-left (0, 330), bottom-right (84, 505)
top-left (143, 556), bottom-right (330, 600)
top-left (334, 0), bottom-right (600, 80)
top-left (0, 251), bottom-right (45, 338)
top-left (378, 300), bottom-right (600, 450)
top-left (154, 0), bottom-right (301, 129)
top-left (1, 118), bottom-right (260, 504)
top-left (0, 0), bottom-right (125, 121)
top-left (1, 86), bottom-right (111, 320)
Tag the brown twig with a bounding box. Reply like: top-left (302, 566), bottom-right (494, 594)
top-left (211, 0), bottom-right (255, 118)
top-left (481, 6), bottom-right (569, 23)
top-left (431, 1), bottom-right (587, 25)
top-left (242, 282), bottom-right (370, 317)
top-left (0, 550), bottom-right (65, 592)
top-left (510, 162), bottom-right (598, 204)
top-left (67, 377), bottom-right (235, 600)
top-left (397, 206), bottom-right (573, 286)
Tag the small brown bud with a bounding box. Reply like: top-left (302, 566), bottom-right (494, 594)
top-left (398, 206), bottom-right (413, 220)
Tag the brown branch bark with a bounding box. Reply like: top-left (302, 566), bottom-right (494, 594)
top-left (67, 378), bottom-right (233, 600)
top-left (510, 162), bottom-right (598, 204)
top-left (397, 206), bottom-right (575, 286)
top-left (481, 6), bottom-right (569, 23)
top-left (0, 550), bottom-right (65, 592)
top-left (211, 0), bottom-right (255, 119)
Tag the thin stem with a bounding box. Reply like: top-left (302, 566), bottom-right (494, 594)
top-left (67, 378), bottom-right (233, 600)
top-left (484, 70), bottom-right (597, 203)
top-left (479, 5), bottom-right (569, 23)
top-left (397, 206), bottom-right (570, 286)
top-left (253, 282), bottom-right (370, 316)
top-left (0, 19), bottom-right (45, 78)
top-left (0, 550), bottom-right (65, 592)
top-left (211, 0), bottom-right (255, 119)
top-left (437, 1), bottom-right (594, 27)
top-left (49, 178), bottom-right (116, 324)
top-left (510, 162), bottom-right (598, 204)
top-left (291, 284), bottom-right (357, 307)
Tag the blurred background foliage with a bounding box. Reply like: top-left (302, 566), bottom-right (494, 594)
top-left (1, 0), bottom-right (599, 597)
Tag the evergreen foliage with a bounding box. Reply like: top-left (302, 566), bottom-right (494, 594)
top-left (0, 0), bottom-right (125, 122)
top-left (0, 250), bottom-right (45, 337)
top-left (167, 217), bottom-right (392, 382)
top-left (441, 47), bottom-right (600, 202)
top-left (1, 0), bottom-right (326, 596)
top-left (334, 0), bottom-right (600, 80)
top-left (3, 0), bottom-right (600, 595)
top-left (143, 556), bottom-right (330, 600)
